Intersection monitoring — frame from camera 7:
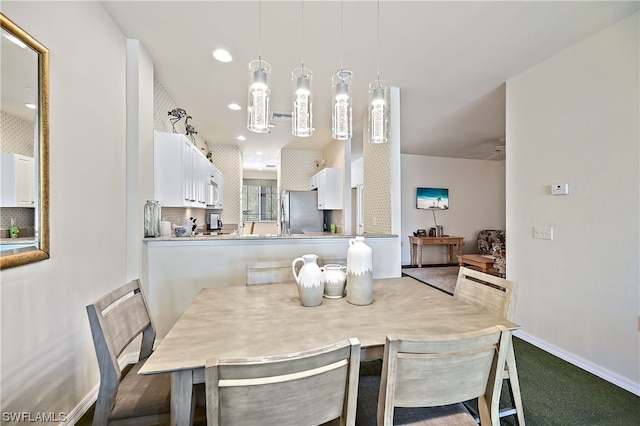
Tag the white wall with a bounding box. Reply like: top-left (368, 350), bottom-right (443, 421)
top-left (401, 154), bottom-right (506, 265)
top-left (507, 13), bottom-right (639, 393)
top-left (0, 1), bottom-right (130, 421)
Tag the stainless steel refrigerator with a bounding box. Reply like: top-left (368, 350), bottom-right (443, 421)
top-left (281, 190), bottom-right (323, 234)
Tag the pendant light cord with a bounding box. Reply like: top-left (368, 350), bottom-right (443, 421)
top-left (340, 0), bottom-right (344, 72)
top-left (301, 0), bottom-right (305, 71)
top-left (258, 0), bottom-right (262, 66)
top-left (376, 0), bottom-right (380, 82)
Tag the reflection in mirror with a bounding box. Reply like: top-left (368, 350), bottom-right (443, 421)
top-left (0, 13), bottom-right (49, 269)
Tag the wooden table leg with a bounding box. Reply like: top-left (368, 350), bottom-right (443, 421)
top-left (410, 242), bottom-right (415, 266)
top-left (448, 244), bottom-right (454, 264)
top-left (417, 243), bottom-right (423, 268)
top-left (457, 242), bottom-right (463, 261)
top-left (171, 370), bottom-right (195, 426)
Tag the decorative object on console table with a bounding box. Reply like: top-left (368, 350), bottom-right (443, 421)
top-left (346, 236), bottom-right (373, 305)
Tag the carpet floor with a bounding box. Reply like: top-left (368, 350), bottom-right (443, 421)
top-left (401, 265), bottom-right (460, 294)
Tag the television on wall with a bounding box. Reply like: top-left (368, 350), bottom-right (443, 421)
top-left (416, 187), bottom-right (449, 210)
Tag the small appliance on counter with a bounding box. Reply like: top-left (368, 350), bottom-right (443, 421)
top-left (207, 213), bottom-right (222, 231)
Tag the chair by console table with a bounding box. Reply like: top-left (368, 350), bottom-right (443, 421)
top-left (409, 236), bottom-right (464, 267)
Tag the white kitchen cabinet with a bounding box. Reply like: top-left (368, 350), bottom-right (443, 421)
top-left (310, 167), bottom-right (342, 210)
top-left (154, 131), bottom-right (211, 208)
top-left (0, 153), bottom-right (35, 208)
top-left (207, 166), bottom-right (224, 209)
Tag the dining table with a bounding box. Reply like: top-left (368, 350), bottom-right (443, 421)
top-left (139, 276), bottom-right (520, 425)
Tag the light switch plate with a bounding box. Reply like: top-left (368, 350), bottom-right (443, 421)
top-left (533, 226), bottom-right (553, 240)
top-left (552, 183), bottom-right (569, 195)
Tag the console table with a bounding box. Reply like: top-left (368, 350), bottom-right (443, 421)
top-left (409, 236), bottom-right (464, 267)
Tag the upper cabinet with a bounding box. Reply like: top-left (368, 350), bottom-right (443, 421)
top-left (310, 167), bottom-right (342, 210)
top-left (154, 131), bottom-right (222, 209)
top-left (208, 167), bottom-right (224, 209)
top-left (0, 153), bottom-right (35, 208)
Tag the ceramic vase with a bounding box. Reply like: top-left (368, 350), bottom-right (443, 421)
top-left (346, 236), bottom-right (374, 305)
top-left (322, 264), bottom-right (347, 298)
top-left (292, 254), bottom-right (325, 307)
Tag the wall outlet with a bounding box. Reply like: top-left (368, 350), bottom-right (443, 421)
top-left (533, 226), bottom-right (553, 240)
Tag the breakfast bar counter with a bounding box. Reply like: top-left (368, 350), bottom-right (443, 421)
top-left (143, 233), bottom-right (400, 337)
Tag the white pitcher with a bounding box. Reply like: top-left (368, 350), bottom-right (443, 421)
top-left (292, 254), bottom-right (325, 307)
top-left (322, 264), bottom-right (347, 298)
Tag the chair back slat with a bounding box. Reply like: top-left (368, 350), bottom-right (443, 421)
top-left (379, 326), bottom-right (509, 426)
top-left (454, 267), bottom-right (516, 320)
top-left (86, 279), bottom-right (165, 425)
top-left (206, 337), bottom-right (361, 426)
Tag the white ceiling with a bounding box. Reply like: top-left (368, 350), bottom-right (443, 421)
top-left (99, 1), bottom-right (638, 169)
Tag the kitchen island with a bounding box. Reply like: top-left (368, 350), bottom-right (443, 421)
top-left (143, 233), bottom-right (400, 337)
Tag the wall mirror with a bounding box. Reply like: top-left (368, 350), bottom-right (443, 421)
top-left (0, 13), bottom-right (49, 269)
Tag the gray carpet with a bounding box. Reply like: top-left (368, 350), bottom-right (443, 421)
top-left (401, 266), bottom-right (459, 294)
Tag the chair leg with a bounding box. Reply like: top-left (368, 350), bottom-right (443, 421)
top-left (505, 342), bottom-right (526, 425)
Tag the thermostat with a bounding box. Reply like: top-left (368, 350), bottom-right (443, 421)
top-left (551, 183), bottom-right (569, 195)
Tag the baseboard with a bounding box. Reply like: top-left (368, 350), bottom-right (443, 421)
top-left (514, 330), bottom-right (640, 396)
top-left (62, 353), bottom-right (140, 425)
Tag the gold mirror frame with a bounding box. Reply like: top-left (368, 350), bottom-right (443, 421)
top-left (0, 14), bottom-right (49, 270)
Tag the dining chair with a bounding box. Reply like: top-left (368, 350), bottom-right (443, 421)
top-left (454, 267), bottom-right (525, 425)
top-left (245, 260), bottom-right (297, 285)
top-left (86, 279), bottom-right (170, 425)
top-left (361, 326), bottom-right (509, 426)
top-left (205, 337), bottom-right (361, 426)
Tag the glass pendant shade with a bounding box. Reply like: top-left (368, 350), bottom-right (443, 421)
top-left (332, 70), bottom-right (353, 140)
top-left (247, 59), bottom-right (271, 133)
top-left (292, 68), bottom-right (313, 137)
top-left (368, 80), bottom-right (390, 143)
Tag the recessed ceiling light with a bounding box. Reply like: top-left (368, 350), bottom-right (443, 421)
top-left (237, 136), bottom-right (246, 141)
top-left (228, 103), bottom-right (241, 111)
top-left (212, 49), bottom-right (232, 63)
top-left (256, 151), bottom-right (263, 156)
top-left (24, 103), bottom-right (36, 110)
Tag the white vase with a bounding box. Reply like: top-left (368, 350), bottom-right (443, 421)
top-left (322, 264), bottom-right (347, 298)
top-left (292, 254), bottom-right (325, 307)
top-left (346, 236), bottom-right (374, 305)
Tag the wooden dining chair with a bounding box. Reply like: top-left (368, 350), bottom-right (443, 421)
top-left (454, 267), bottom-right (525, 425)
top-left (245, 260), bottom-right (297, 285)
top-left (205, 337), bottom-right (361, 426)
top-left (366, 326), bottom-right (510, 426)
top-left (86, 279), bottom-right (170, 426)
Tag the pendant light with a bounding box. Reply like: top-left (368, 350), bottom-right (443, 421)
top-left (292, 0), bottom-right (313, 137)
top-left (368, 0), bottom-right (390, 144)
top-left (247, 0), bottom-right (271, 133)
top-left (332, 0), bottom-right (352, 141)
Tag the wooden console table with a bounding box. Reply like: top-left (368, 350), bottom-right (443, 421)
top-left (409, 236), bottom-right (464, 267)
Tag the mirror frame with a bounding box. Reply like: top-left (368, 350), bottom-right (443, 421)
top-left (0, 14), bottom-right (49, 270)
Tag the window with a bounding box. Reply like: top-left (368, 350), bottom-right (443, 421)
top-left (242, 179), bottom-right (277, 222)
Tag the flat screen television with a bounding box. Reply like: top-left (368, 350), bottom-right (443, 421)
top-left (416, 187), bottom-right (449, 210)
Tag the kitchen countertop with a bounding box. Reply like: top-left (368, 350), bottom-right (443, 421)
top-left (0, 237), bottom-right (38, 245)
top-left (143, 232), bottom-right (397, 242)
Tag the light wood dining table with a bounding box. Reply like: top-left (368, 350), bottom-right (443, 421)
top-left (139, 276), bottom-right (520, 425)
